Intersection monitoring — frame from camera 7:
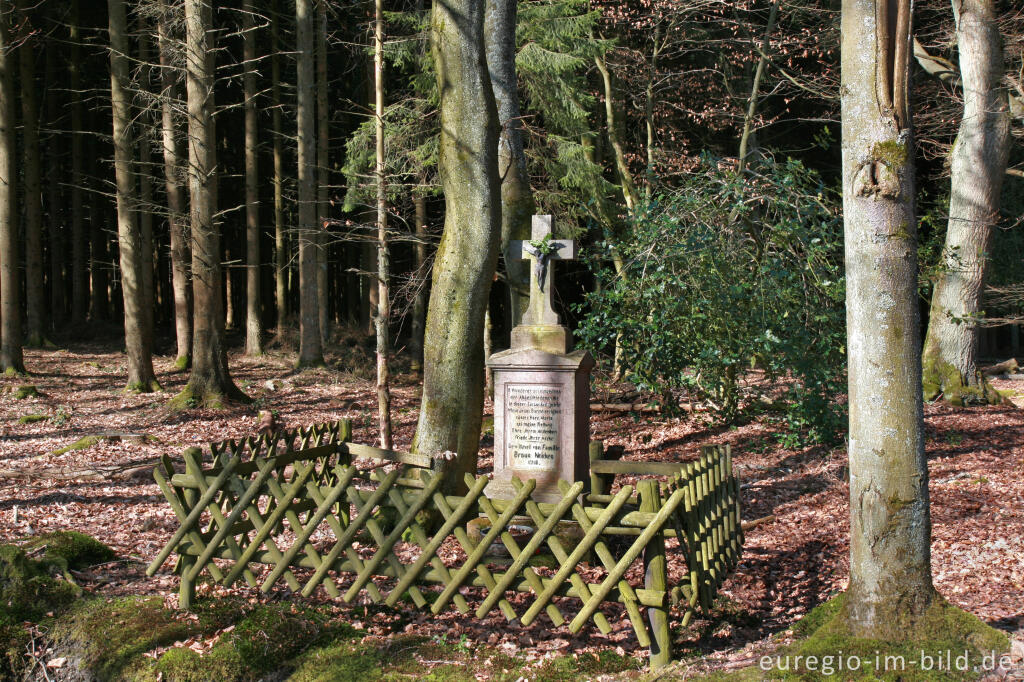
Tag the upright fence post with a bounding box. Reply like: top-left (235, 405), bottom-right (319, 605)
top-left (639, 479), bottom-right (671, 668)
top-left (589, 440), bottom-right (605, 495)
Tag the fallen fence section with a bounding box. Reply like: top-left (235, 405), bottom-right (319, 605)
top-left (147, 420), bottom-right (743, 668)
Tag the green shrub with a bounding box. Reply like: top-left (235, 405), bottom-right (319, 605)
top-left (578, 157), bottom-right (847, 445)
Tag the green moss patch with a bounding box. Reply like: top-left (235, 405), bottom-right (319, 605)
top-left (0, 544), bottom-right (79, 624)
top-left (13, 385), bottom-right (40, 400)
top-left (761, 594), bottom-right (1009, 681)
top-left (52, 434), bottom-right (103, 455)
top-left (25, 531), bottom-right (116, 570)
top-left (18, 413), bottom-right (47, 424)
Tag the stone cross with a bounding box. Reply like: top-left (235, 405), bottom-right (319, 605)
top-left (508, 215), bottom-right (577, 327)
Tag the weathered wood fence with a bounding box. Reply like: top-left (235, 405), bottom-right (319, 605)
top-left (147, 420), bottom-right (742, 668)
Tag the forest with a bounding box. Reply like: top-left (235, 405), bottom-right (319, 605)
top-left (0, 0), bottom-right (1023, 679)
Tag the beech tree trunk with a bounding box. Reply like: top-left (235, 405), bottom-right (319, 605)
top-left (485, 0), bottom-right (533, 326)
top-left (412, 0), bottom-right (501, 490)
top-left (175, 0), bottom-right (246, 407)
top-left (159, 0), bottom-right (192, 370)
top-left (109, 0), bottom-right (160, 392)
top-left (841, 0), bottom-right (935, 637)
top-left (0, 5), bottom-right (24, 374)
top-left (70, 0), bottom-right (87, 324)
top-left (374, 0), bottom-right (393, 449)
top-left (296, 0), bottom-right (324, 367)
top-left (316, 0), bottom-right (330, 347)
top-left (921, 0), bottom-right (1010, 406)
top-left (19, 7), bottom-right (45, 348)
top-left (243, 0), bottom-right (263, 356)
top-left (272, 0), bottom-right (287, 331)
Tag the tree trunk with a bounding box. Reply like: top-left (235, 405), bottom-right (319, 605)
top-left (88, 123), bottom-right (110, 323)
top-left (595, 54), bottom-right (638, 212)
top-left (174, 0), bottom-right (246, 407)
top-left (737, 0), bottom-right (780, 175)
top-left (70, 0), bottom-right (87, 325)
top-left (109, 0), bottom-right (160, 392)
top-left (921, 0), bottom-right (1010, 406)
top-left (159, 0), bottom-right (192, 370)
top-left (243, 0), bottom-right (263, 356)
top-left (296, 0), bottom-right (324, 367)
top-left (0, 6), bottom-right (24, 374)
top-left (19, 8), bottom-right (45, 348)
top-left (485, 0), bottom-right (533, 327)
top-left (272, 0), bottom-right (287, 332)
top-left (841, 0), bottom-right (934, 638)
top-left (373, 0), bottom-right (393, 449)
top-left (410, 183), bottom-right (427, 374)
top-left (45, 45), bottom-right (64, 326)
top-left (412, 0), bottom-right (501, 491)
top-left (317, 0), bottom-right (330, 347)
top-left (138, 32), bottom-right (156, 344)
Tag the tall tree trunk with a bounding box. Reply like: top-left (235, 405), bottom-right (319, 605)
top-left (373, 0), bottom-right (393, 448)
top-left (138, 33), bottom-right (156, 344)
top-left (109, 0), bottom-right (160, 392)
top-left (174, 0), bottom-right (246, 407)
top-left (0, 5), bottom-right (24, 374)
top-left (317, 0), bottom-right (330, 347)
top-left (921, 0), bottom-right (1010, 406)
top-left (296, 0), bottom-right (323, 367)
top-left (410, 181), bottom-right (427, 374)
top-left (45, 45), bottom-right (64, 326)
top-left (272, 0), bottom-right (287, 332)
top-left (412, 0), bottom-right (501, 491)
top-left (485, 0), bottom-right (533, 326)
top-left (88, 122), bottom-right (110, 323)
top-left (243, 0), bottom-right (263, 356)
top-left (19, 8), bottom-right (44, 348)
top-left (841, 0), bottom-right (934, 637)
top-left (70, 0), bottom-right (87, 324)
top-left (159, 0), bottom-right (192, 370)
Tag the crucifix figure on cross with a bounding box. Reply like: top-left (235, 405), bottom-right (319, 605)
top-left (508, 215), bottom-right (578, 328)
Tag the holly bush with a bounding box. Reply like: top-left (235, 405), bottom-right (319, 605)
top-left (578, 158), bottom-right (847, 445)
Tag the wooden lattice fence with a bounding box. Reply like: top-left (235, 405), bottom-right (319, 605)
top-left (147, 420), bottom-right (743, 668)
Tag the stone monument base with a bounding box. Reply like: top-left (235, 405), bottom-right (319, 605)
top-left (485, 346), bottom-right (593, 504)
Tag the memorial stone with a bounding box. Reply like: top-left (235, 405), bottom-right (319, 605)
top-left (486, 216), bottom-right (594, 503)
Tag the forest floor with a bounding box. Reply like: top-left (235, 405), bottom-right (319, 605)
top-left (2, 335), bottom-right (1023, 680)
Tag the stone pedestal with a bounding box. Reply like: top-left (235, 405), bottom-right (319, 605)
top-left (486, 347), bottom-right (594, 503)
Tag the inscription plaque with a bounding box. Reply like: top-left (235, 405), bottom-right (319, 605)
top-left (505, 384), bottom-right (561, 472)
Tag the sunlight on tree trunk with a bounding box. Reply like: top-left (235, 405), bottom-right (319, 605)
top-left (374, 0), bottom-right (393, 449)
top-left (486, 0), bottom-right (533, 327)
top-left (921, 0), bottom-right (1010, 407)
top-left (272, 0), bottom-right (288, 333)
top-left (296, 0), bottom-right (324, 368)
top-left (841, 0), bottom-right (934, 637)
top-left (0, 4), bottom-right (24, 375)
top-left (158, 0), bottom-right (192, 371)
top-left (172, 0), bottom-right (247, 408)
top-left (412, 0), bottom-right (501, 492)
top-left (244, 0), bottom-right (263, 357)
top-left (109, 0), bottom-right (160, 392)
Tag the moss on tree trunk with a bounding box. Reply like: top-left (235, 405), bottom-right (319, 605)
top-left (412, 0), bottom-right (501, 492)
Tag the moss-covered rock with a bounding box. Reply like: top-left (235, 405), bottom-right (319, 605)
top-left (0, 544), bottom-right (80, 623)
top-left (25, 530), bottom-right (116, 570)
top-left (18, 413), bottom-right (47, 424)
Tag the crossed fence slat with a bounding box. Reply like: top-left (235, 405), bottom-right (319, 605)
top-left (146, 420), bottom-right (743, 669)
